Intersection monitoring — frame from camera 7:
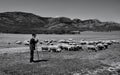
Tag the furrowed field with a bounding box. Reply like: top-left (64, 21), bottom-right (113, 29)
top-left (0, 31), bottom-right (120, 75)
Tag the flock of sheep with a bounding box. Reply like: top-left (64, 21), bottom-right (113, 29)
top-left (15, 38), bottom-right (120, 52)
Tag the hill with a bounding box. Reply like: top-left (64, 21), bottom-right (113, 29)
top-left (0, 12), bottom-right (120, 34)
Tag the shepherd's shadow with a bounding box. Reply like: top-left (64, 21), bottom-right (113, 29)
top-left (33, 59), bottom-right (48, 63)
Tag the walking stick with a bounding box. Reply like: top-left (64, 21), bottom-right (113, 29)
top-left (36, 46), bottom-right (39, 60)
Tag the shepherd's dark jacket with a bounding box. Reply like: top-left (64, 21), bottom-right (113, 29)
top-left (30, 38), bottom-right (38, 50)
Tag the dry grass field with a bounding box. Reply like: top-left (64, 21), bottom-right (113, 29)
top-left (0, 31), bottom-right (120, 49)
top-left (0, 31), bottom-right (120, 75)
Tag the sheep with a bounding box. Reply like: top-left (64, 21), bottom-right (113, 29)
top-left (44, 40), bottom-right (49, 43)
top-left (23, 40), bottom-right (29, 45)
top-left (15, 41), bottom-right (22, 44)
top-left (48, 45), bottom-right (62, 52)
top-left (96, 43), bottom-right (106, 50)
top-left (67, 38), bottom-right (75, 43)
top-left (41, 45), bottom-right (49, 51)
top-left (58, 39), bottom-right (66, 43)
top-left (50, 39), bottom-right (57, 43)
top-left (103, 40), bottom-right (113, 45)
top-left (41, 44), bottom-right (62, 52)
top-left (69, 43), bottom-right (77, 45)
top-left (111, 40), bottom-right (120, 44)
top-left (39, 41), bottom-right (44, 45)
top-left (68, 42), bottom-right (83, 51)
top-left (68, 38), bottom-right (73, 41)
top-left (87, 41), bottom-right (96, 45)
top-left (94, 41), bottom-right (99, 44)
top-left (102, 43), bottom-right (109, 49)
top-left (85, 45), bottom-right (98, 52)
top-left (46, 40), bottom-right (58, 45)
top-left (75, 45), bottom-right (83, 51)
top-left (79, 40), bottom-right (88, 45)
top-left (59, 43), bottom-right (71, 50)
top-left (58, 39), bottom-right (74, 44)
top-left (58, 43), bottom-right (83, 51)
top-left (78, 40), bottom-right (99, 52)
top-left (40, 39), bottom-right (119, 52)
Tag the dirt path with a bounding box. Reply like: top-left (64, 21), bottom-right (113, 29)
top-left (0, 47), bottom-right (29, 54)
top-left (0, 46), bottom-right (42, 54)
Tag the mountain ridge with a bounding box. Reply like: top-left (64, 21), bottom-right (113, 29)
top-left (0, 11), bottom-right (120, 34)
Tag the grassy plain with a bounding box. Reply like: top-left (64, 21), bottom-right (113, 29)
top-left (0, 31), bottom-right (120, 75)
top-left (0, 31), bottom-right (120, 49)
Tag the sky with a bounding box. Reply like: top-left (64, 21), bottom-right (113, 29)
top-left (0, 0), bottom-right (120, 23)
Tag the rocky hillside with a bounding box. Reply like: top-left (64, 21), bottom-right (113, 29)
top-left (0, 12), bottom-right (120, 34)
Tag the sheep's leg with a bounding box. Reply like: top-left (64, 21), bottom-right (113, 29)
top-left (95, 47), bottom-right (98, 52)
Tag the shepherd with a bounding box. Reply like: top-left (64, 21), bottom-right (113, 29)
top-left (29, 33), bottom-right (39, 63)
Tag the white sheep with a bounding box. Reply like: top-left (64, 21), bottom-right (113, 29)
top-left (85, 45), bottom-right (98, 52)
top-left (23, 40), bottom-right (29, 45)
top-left (111, 40), bottom-right (120, 44)
top-left (58, 43), bottom-right (72, 50)
top-left (48, 45), bottom-right (62, 52)
top-left (79, 40), bottom-right (88, 45)
top-left (41, 45), bottom-right (49, 51)
top-left (41, 44), bottom-right (61, 52)
top-left (103, 40), bottom-right (112, 45)
top-left (15, 41), bottom-right (22, 44)
top-left (96, 43), bottom-right (106, 50)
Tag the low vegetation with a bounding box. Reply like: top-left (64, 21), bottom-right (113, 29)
top-left (0, 44), bottom-right (120, 75)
